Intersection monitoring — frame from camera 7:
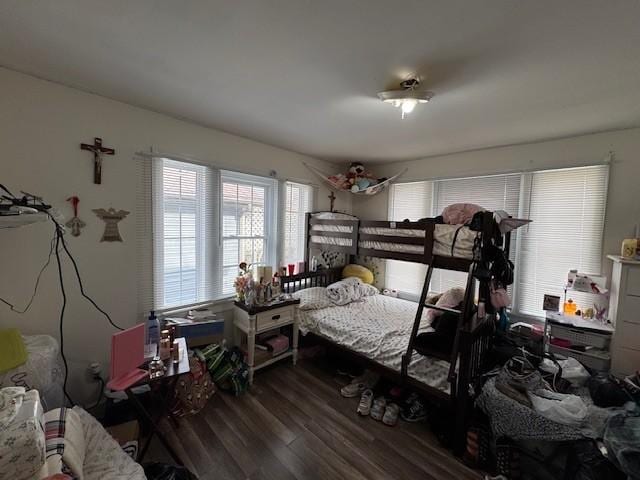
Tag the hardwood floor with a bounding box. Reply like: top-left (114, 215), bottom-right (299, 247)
top-left (148, 359), bottom-right (481, 480)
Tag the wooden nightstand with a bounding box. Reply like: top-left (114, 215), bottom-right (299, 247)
top-left (233, 299), bottom-right (300, 384)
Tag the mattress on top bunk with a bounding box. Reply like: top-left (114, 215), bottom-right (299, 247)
top-left (310, 223), bottom-right (479, 259)
top-left (294, 291), bottom-right (451, 392)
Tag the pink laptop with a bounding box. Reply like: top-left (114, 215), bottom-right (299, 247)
top-left (107, 323), bottom-right (149, 391)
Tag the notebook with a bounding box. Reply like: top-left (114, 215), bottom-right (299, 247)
top-left (107, 323), bottom-right (148, 391)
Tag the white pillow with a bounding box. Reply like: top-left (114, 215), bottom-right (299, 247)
top-left (292, 287), bottom-right (334, 310)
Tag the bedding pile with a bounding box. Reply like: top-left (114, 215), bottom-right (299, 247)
top-left (326, 277), bottom-right (378, 305)
top-left (293, 289), bottom-right (451, 392)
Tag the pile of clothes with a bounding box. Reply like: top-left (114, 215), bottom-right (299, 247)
top-left (476, 356), bottom-right (640, 478)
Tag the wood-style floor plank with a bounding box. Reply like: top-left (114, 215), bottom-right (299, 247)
top-left (147, 359), bottom-right (481, 480)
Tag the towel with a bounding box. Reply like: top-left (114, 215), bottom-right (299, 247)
top-left (326, 277), bottom-right (378, 306)
top-left (0, 328), bottom-right (28, 372)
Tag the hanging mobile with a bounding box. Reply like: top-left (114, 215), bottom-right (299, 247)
top-left (65, 196), bottom-right (86, 237)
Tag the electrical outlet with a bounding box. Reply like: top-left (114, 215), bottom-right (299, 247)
top-left (88, 362), bottom-right (102, 378)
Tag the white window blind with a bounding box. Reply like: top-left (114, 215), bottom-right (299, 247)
top-left (221, 171), bottom-right (278, 295)
top-left (385, 165), bottom-right (609, 319)
top-left (514, 165), bottom-right (609, 317)
top-left (153, 158), bottom-right (220, 309)
top-left (431, 174), bottom-right (521, 293)
top-left (386, 181), bottom-right (432, 296)
top-left (283, 182), bottom-right (313, 265)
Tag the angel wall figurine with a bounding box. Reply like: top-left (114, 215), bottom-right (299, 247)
top-left (92, 207), bottom-right (129, 242)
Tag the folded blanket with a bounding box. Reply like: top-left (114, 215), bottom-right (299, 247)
top-left (326, 277), bottom-right (378, 306)
top-left (43, 407), bottom-right (86, 479)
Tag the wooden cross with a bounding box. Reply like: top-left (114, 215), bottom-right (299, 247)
top-left (328, 191), bottom-right (336, 212)
top-left (80, 137), bottom-right (115, 184)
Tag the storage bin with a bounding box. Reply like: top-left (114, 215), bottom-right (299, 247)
top-left (549, 323), bottom-right (611, 349)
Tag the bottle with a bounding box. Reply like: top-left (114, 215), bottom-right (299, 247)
top-left (146, 310), bottom-right (160, 347)
top-left (563, 299), bottom-right (577, 315)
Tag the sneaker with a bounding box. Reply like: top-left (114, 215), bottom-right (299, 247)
top-left (340, 370), bottom-right (380, 398)
top-left (370, 396), bottom-right (387, 421)
top-left (357, 389), bottom-right (374, 416)
top-left (382, 403), bottom-right (400, 426)
top-left (401, 395), bottom-right (428, 422)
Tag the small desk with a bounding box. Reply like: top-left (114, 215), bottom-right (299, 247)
top-left (124, 337), bottom-right (190, 466)
top-left (233, 299), bottom-right (300, 384)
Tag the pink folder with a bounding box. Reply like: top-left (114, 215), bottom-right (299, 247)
top-left (107, 323), bottom-right (148, 391)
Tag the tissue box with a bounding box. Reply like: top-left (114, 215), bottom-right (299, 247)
top-left (0, 387), bottom-right (45, 480)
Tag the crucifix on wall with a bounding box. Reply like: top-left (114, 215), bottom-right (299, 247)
top-left (328, 191), bottom-right (336, 212)
top-left (80, 137), bottom-right (115, 184)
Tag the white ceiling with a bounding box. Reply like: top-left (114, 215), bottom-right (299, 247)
top-left (1, 1), bottom-right (639, 163)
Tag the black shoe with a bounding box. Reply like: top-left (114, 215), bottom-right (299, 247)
top-left (401, 395), bottom-right (428, 422)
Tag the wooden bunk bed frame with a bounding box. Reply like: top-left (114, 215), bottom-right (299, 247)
top-left (280, 210), bottom-right (510, 454)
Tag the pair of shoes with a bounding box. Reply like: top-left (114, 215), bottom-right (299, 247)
top-left (340, 370), bottom-right (380, 398)
top-left (401, 393), bottom-right (428, 422)
top-left (367, 395), bottom-right (400, 425)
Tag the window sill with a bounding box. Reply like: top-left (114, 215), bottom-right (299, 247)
top-left (157, 296), bottom-right (236, 316)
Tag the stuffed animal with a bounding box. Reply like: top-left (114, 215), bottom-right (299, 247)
top-left (347, 162), bottom-right (379, 192)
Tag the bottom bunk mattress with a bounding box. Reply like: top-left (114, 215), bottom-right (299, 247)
top-left (295, 292), bottom-right (451, 393)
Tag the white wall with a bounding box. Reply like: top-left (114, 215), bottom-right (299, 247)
top-left (0, 67), bottom-right (349, 404)
top-left (353, 127), bottom-right (640, 284)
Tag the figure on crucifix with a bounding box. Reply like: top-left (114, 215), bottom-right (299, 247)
top-left (328, 191), bottom-right (336, 212)
top-left (81, 137), bottom-right (115, 184)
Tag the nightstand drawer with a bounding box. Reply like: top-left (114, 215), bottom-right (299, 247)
top-left (256, 306), bottom-right (294, 331)
top-left (626, 268), bottom-right (640, 297)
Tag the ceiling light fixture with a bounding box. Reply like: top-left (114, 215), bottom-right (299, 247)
top-left (378, 78), bottom-right (434, 119)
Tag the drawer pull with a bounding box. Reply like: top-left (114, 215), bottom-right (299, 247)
top-left (272, 314), bottom-right (281, 320)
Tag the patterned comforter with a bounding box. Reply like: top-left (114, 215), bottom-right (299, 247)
top-left (295, 292), bottom-right (451, 392)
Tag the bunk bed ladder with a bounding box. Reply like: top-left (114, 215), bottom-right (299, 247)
top-left (400, 262), bottom-right (475, 381)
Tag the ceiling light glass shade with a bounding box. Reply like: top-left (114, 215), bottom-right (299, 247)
top-left (378, 84), bottom-right (434, 118)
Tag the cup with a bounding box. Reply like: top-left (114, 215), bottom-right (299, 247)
top-left (287, 263), bottom-right (295, 275)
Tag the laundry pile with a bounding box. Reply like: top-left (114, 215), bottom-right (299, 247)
top-left (475, 356), bottom-right (640, 479)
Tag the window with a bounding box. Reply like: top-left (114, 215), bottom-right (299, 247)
top-left (153, 158), bottom-right (219, 309)
top-left (515, 165), bottom-right (609, 317)
top-left (221, 171), bottom-right (278, 295)
top-left (283, 182), bottom-right (313, 265)
top-left (386, 181), bottom-right (432, 296)
top-left (430, 174), bottom-right (521, 293)
top-left (385, 165), bottom-right (609, 318)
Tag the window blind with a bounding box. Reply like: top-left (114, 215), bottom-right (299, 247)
top-left (514, 165), bottom-right (609, 317)
top-left (431, 174), bottom-right (521, 293)
top-left (386, 181), bottom-right (432, 296)
top-left (152, 158), bottom-right (220, 309)
top-left (283, 182), bottom-right (313, 265)
top-left (221, 171), bottom-right (278, 295)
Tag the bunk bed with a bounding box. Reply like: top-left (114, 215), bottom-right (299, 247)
top-left (280, 210), bottom-right (515, 454)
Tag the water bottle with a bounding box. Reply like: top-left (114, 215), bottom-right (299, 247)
top-left (146, 310), bottom-right (160, 347)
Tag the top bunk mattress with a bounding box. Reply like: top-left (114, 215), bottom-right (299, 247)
top-left (294, 291), bottom-right (451, 392)
top-left (310, 222), bottom-right (478, 260)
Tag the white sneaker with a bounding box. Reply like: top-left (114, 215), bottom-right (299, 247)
top-left (357, 389), bottom-right (374, 416)
top-left (340, 370), bottom-right (380, 398)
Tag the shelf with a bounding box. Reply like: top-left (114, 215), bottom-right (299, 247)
top-left (549, 344), bottom-right (610, 371)
top-left (253, 349), bottom-right (293, 371)
top-left (0, 212), bottom-right (48, 228)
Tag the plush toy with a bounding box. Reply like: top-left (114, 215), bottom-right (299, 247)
top-left (347, 162), bottom-right (379, 192)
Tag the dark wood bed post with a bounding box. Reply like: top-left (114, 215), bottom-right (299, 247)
top-left (304, 212), bottom-right (311, 268)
